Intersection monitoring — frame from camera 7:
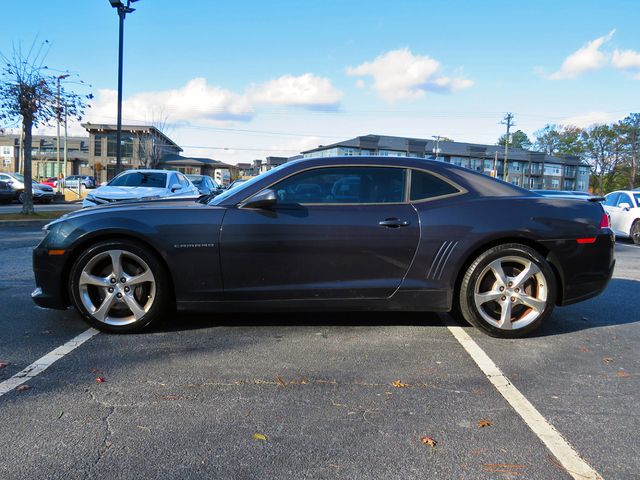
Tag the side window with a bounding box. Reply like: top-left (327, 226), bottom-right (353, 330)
top-left (272, 167), bottom-right (406, 204)
top-left (603, 193), bottom-right (620, 207)
top-left (169, 173), bottom-right (179, 187)
top-left (178, 173), bottom-right (190, 188)
top-left (410, 169), bottom-right (460, 201)
top-left (616, 193), bottom-right (632, 207)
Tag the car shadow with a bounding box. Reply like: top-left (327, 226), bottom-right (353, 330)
top-left (149, 278), bottom-right (639, 337)
top-left (149, 309), bottom-right (445, 333)
top-left (529, 278), bottom-right (640, 337)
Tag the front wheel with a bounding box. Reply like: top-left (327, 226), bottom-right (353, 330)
top-left (69, 239), bottom-right (171, 333)
top-left (631, 221), bottom-right (640, 245)
top-left (458, 243), bottom-right (557, 338)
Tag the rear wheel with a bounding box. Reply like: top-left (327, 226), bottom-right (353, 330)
top-left (458, 243), bottom-right (556, 338)
top-left (631, 221), bottom-right (640, 245)
top-left (69, 239), bottom-right (171, 333)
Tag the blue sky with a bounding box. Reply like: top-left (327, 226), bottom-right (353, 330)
top-left (2, 0), bottom-right (639, 163)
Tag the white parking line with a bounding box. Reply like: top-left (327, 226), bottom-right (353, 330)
top-left (446, 321), bottom-right (602, 480)
top-left (0, 328), bottom-right (99, 398)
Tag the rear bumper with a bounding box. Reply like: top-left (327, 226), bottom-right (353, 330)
top-left (544, 231), bottom-right (616, 306)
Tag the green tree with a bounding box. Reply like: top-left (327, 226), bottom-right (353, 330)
top-left (581, 124), bottom-right (622, 195)
top-left (616, 113), bottom-right (640, 189)
top-left (533, 124), bottom-right (585, 156)
top-left (497, 129), bottom-right (532, 150)
top-left (0, 41), bottom-right (91, 214)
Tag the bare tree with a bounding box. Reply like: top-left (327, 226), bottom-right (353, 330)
top-left (0, 40), bottom-right (91, 213)
top-left (137, 110), bottom-right (173, 169)
top-left (582, 124), bottom-right (621, 195)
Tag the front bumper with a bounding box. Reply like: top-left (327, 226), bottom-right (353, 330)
top-left (32, 246), bottom-right (69, 310)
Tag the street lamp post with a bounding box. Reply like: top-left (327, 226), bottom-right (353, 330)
top-left (108, 0), bottom-right (138, 178)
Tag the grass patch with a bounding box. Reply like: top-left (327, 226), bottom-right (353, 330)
top-left (0, 210), bottom-right (69, 221)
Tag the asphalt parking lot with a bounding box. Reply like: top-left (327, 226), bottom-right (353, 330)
top-left (0, 224), bottom-right (638, 479)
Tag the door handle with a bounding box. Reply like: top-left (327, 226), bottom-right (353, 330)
top-left (379, 218), bottom-right (410, 228)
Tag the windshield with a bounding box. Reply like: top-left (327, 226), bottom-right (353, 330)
top-left (109, 172), bottom-right (167, 188)
top-left (209, 164), bottom-right (289, 205)
top-left (12, 173), bottom-right (24, 182)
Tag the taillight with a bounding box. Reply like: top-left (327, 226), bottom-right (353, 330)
top-left (599, 212), bottom-right (610, 229)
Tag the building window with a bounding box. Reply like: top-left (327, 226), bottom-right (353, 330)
top-left (550, 179), bottom-right (560, 188)
top-left (107, 134), bottom-right (134, 158)
top-left (94, 135), bottom-right (102, 157)
top-left (544, 164), bottom-right (562, 176)
top-left (1, 146), bottom-right (11, 155)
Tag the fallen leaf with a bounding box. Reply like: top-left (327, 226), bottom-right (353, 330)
top-left (391, 380), bottom-right (409, 388)
top-left (483, 463), bottom-right (525, 474)
top-left (579, 346), bottom-right (590, 352)
top-left (602, 357), bottom-right (613, 364)
top-left (252, 433), bottom-right (267, 441)
top-left (477, 419), bottom-right (493, 428)
top-left (16, 384), bottom-right (30, 392)
top-left (95, 377), bottom-right (106, 383)
top-left (90, 368), bottom-right (101, 374)
top-left (420, 436), bottom-right (437, 448)
top-left (0, 361), bottom-right (9, 369)
top-left (276, 377), bottom-right (287, 388)
top-left (57, 411), bottom-right (64, 419)
top-left (616, 371), bottom-right (630, 378)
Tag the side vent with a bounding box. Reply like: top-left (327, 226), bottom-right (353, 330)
top-left (427, 241), bottom-right (459, 280)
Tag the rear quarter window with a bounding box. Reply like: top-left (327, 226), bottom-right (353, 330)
top-left (410, 169), bottom-right (460, 201)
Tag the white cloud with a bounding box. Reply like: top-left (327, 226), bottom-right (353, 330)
top-left (561, 111), bottom-right (618, 128)
top-left (612, 48), bottom-right (640, 79)
top-left (346, 48), bottom-right (473, 102)
top-left (247, 73), bottom-right (343, 107)
top-left (85, 74), bottom-right (343, 125)
top-left (549, 30), bottom-right (615, 80)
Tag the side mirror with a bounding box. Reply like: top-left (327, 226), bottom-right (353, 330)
top-left (170, 183), bottom-right (182, 192)
top-left (243, 188), bottom-right (277, 209)
top-left (618, 202), bottom-right (631, 211)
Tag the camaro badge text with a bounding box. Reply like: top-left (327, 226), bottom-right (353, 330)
top-left (173, 243), bottom-right (216, 249)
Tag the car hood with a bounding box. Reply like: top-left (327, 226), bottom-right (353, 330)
top-left (90, 186), bottom-right (167, 199)
top-left (46, 196), bottom-right (212, 227)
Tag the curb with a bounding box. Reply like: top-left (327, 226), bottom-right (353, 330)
top-left (0, 219), bottom-right (51, 228)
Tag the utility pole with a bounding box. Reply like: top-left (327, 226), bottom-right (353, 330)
top-left (432, 135), bottom-right (442, 160)
top-left (501, 113), bottom-right (514, 181)
top-left (493, 151), bottom-right (498, 178)
top-left (63, 102), bottom-right (69, 198)
top-left (55, 74), bottom-right (69, 192)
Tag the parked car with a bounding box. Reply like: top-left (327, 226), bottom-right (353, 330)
top-left (60, 175), bottom-right (96, 189)
top-left (602, 190), bottom-right (640, 244)
top-left (530, 189), bottom-right (594, 200)
top-left (186, 174), bottom-right (223, 196)
top-left (82, 169), bottom-right (199, 208)
top-left (0, 180), bottom-right (15, 204)
top-left (33, 157), bottom-right (614, 337)
top-left (0, 172), bottom-right (55, 204)
top-left (41, 177), bottom-right (60, 188)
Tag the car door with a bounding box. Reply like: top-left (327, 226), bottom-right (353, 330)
top-left (220, 166), bottom-right (420, 300)
top-left (603, 193), bottom-right (624, 235)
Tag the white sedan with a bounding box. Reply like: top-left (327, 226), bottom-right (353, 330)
top-left (602, 190), bottom-right (640, 244)
top-left (83, 169), bottom-right (200, 208)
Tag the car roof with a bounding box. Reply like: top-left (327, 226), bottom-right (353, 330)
top-left (608, 190), bottom-right (639, 195)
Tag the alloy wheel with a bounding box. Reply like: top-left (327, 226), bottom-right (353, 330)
top-left (78, 249), bottom-right (156, 326)
top-left (473, 255), bottom-right (548, 331)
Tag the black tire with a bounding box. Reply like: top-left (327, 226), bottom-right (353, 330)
top-left (631, 221), bottom-right (640, 245)
top-left (458, 243), bottom-right (557, 338)
top-left (69, 239), bottom-right (171, 333)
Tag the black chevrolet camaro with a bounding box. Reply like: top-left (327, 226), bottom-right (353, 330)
top-left (32, 156), bottom-right (615, 337)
